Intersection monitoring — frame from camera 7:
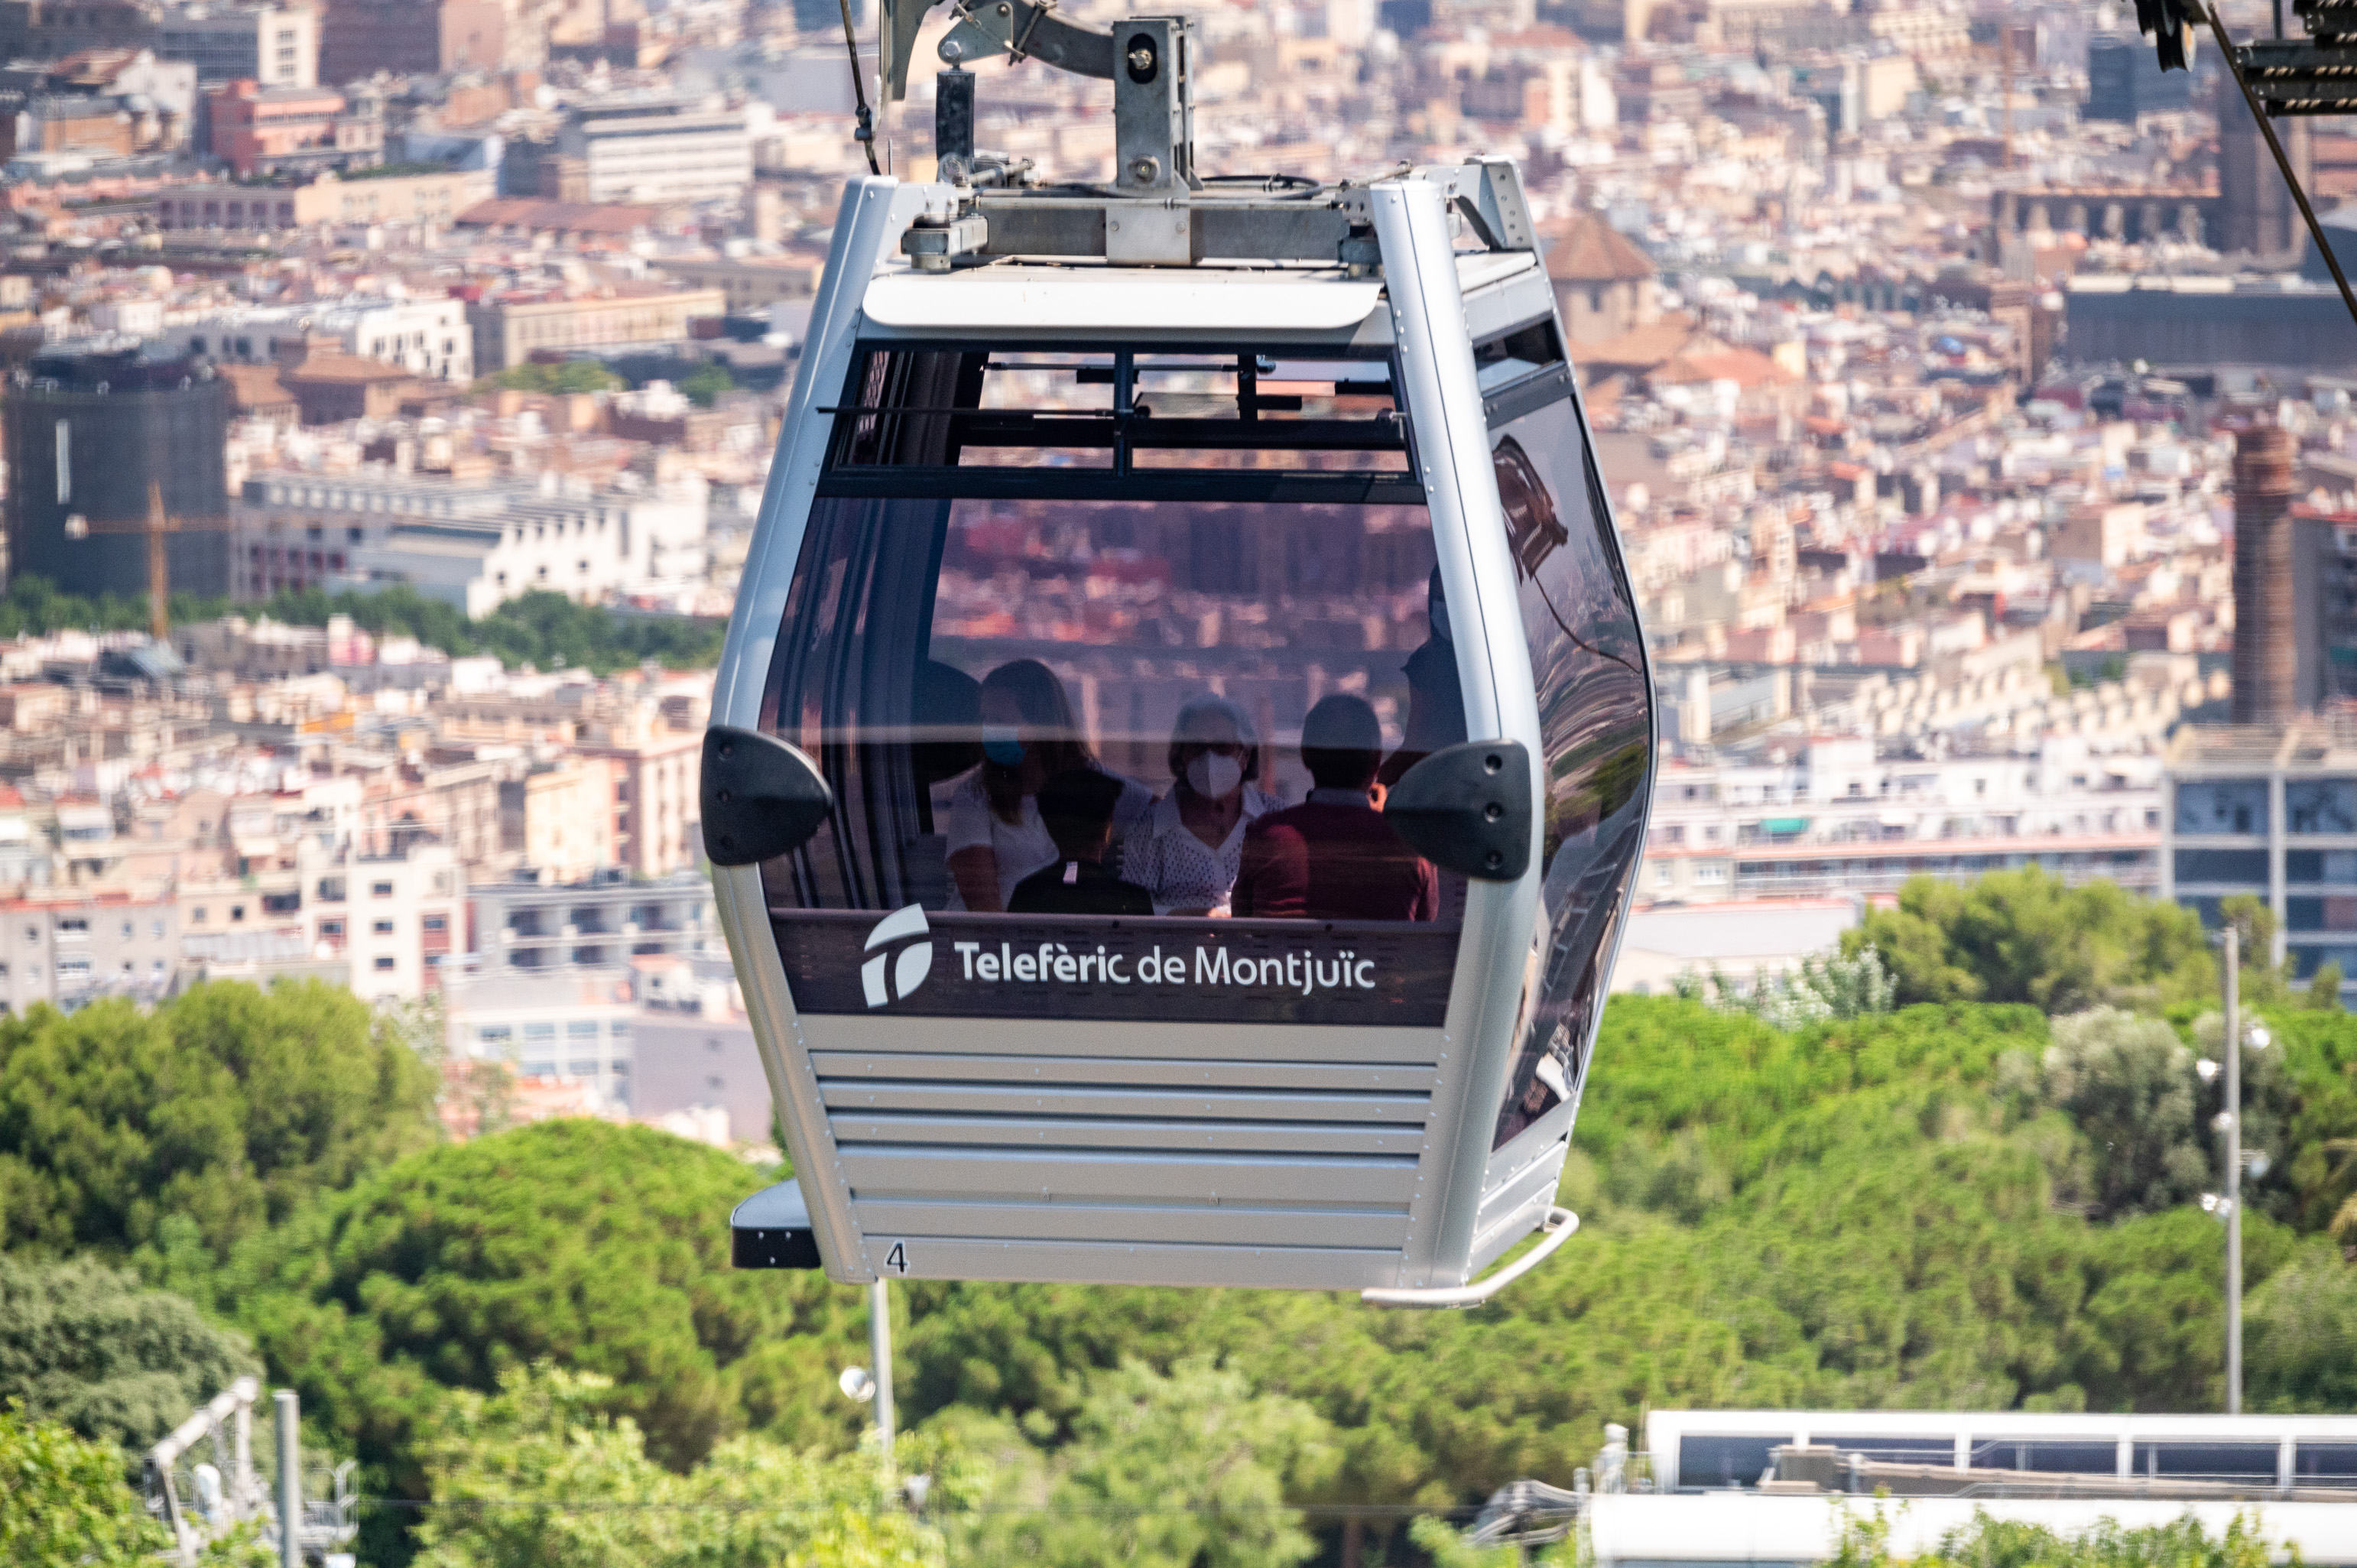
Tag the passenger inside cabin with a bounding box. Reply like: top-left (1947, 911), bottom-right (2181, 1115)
top-left (1235, 693), bottom-right (1438, 922)
top-left (1119, 694), bottom-right (1281, 917)
top-left (1009, 769), bottom-right (1155, 917)
top-left (1378, 566), bottom-right (1468, 787)
top-left (946, 658), bottom-right (1152, 912)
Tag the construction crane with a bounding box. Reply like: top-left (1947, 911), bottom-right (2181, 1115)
top-left (63, 480), bottom-right (230, 640)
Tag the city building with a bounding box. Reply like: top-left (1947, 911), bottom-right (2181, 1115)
top-left (2162, 720), bottom-right (2357, 995)
top-left (333, 478), bottom-right (709, 615)
top-left (201, 80), bottom-right (381, 176)
top-left (153, 167), bottom-right (492, 230)
top-left (576, 723), bottom-right (701, 877)
top-left (464, 284), bottom-right (727, 373)
top-left (649, 254), bottom-right (820, 314)
top-left (0, 0), bottom-right (157, 61)
top-left (317, 0), bottom-right (503, 86)
top-left (461, 868), bottom-right (716, 976)
top-left (2083, 34), bottom-right (2191, 123)
top-left (2, 348), bottom-right (234, 602)
top-left (157, 3), bottom-right (317, 87)
top-left (500, 758), bottom-right (616, 884)
top-left (554, 96), bottom-right (753, 204)
top-left (440, 967), bottom-right (637, 1109)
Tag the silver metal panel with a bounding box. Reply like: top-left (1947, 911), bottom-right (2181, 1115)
top-left (853, 1199), bottom-right (1408, 1249)
top-left (1458, 255), bottom-right (1554, 344)
top-left (820, 1081), bottom-right (1432, 1123)
top-left (1468, 1138), bottom-right (1566, 1274)
top-left (797, 1013), bottom-right (1444, 1065)
top-left (809, 1052), bottom-right (1439, 1094)
top-left (857, 1235), bottom-right (1404, 1290)
top-left (1371, 177), bottom-right (1549, 1287)
top-left (837, 1144), bottom-right (1420, 1206)
top-left (708, 177), bottom-right (940, 1286)
top-left (713, 862), bottom-right (870, 1280)
top-left (832, 1112), bottom-right (1427, 1155)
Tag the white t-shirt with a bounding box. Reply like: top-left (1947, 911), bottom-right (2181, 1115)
top-left (1118, 787), bottom-right (1281, 916)
top-left (942, 767), bottom-right (1153, 911)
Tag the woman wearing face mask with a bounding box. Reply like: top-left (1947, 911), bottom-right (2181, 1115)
top-left (1118, 694), bottom-right (1280, 917)
top-left (945, 658), bottom-right (1151, 914)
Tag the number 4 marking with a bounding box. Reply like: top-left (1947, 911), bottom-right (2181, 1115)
top-left (885, 1242), bottom-right (907, 1274)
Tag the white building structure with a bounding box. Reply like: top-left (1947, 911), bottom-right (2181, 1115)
top-left (1640, 732), bottom-right (2164, 904)
top-left (233, 470), bottom-right (709, 613)
top-left (557, 97), bottom-right (755, 204)
top-left (156, 4), bottom-right (318, 86)
top-left (167, 295), bottom-right (472, 381)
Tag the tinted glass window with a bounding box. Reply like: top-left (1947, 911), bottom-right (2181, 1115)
top-left (2284, 849), bottom-right (2357, 884)
top-left (1680, 1435), bottom-right (1782, 1489)
top-left (2296, 1442), bottom-right (2357, 1485)
top-left (1816, 1436), bottom-right (1958, 1466)
top-left (761, 344), bottom-right (1461, 1027)
top-left (1485, 375), bottom-right (1651, 1150)
top-left (2175, 849), bottom-right (2269, 885)
top-left (1969, 1440), bottom-right (2118, 1475)
top-left (2175, 780), bottom-right (2268, 834)
top-left (2287, 780), bottom-right (2357, 833)
top-left (2132, 1442), bottom-right (2278, 1481)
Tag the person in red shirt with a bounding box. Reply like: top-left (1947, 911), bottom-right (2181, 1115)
top-left (1235, 694), bottom-right (1439, 923)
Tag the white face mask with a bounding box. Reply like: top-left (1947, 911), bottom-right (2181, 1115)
top-left (1186, 752), bottom-right (1243, 800)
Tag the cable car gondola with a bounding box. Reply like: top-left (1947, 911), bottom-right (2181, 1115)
top-left (704, 3), bottom-right (1653, 1305)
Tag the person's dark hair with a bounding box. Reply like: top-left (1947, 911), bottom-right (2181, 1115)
top-left (981, 658), bottom-right (1092, 824)
top-left (1037, 768), bottom-right (1125, 860)
top-left (1300, 693), bottom-right (1382, 792)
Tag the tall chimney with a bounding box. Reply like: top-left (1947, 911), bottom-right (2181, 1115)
top-left (2232, 423), bottom-right (2297, 726)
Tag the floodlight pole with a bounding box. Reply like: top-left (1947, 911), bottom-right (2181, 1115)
top-left (2224, 925), bottom-right (2243, 1416)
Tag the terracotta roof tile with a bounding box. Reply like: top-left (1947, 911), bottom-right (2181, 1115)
top-left (1544, 211), bottom-right (1656, 284)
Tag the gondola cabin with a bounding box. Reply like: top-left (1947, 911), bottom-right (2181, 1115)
top-left (704, 37), bottom-right (1652, 1301)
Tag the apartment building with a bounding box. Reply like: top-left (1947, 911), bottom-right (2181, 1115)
top-left (0, 891), bottom-right (180, 1012)
top-left (576, 724), bottom-right (700, 877)
top-left (317, 0), bottom-right (502, 85)
top-left (1641, 734), bottom-right (2164, 905)
top-left (180, 838), bottom-right (460, 998)
top-left (154, 168), bottom-right (492, 231)
top-left (500, 759), bottom-right (616, 885)
top-left (201, 80), bottom-right (381, 176)
top-left (464, 285), bottom-right (727, 373)
top-left (2162, 719), bottom-right (2357, 995)
top-left (462, 868), bottom-right (715, 976)
top-left (157, 4), bottom-right (317, 86)
top-left (555, 97), bottom-right (752, 204)
top-left (442, 969), bottom-right (637, 1109)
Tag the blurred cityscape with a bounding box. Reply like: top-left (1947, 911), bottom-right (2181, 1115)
top-left (1, 0), bottom-right (2356, 1125)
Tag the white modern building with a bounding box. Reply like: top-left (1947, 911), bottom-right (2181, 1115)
top-left (233, 470), bottom-right (708, 613)
top-left (557, 97), bottom-right (754, 204)
top-left (1640, 732), bottom-right (2164, 905)
top-left (167, 294), bottom-right (472, 381)
top-left (157, 4), bottom-right (318, 87)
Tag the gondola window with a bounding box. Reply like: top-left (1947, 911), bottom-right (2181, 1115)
top-left (759, 343), bottom-right (1466, 1027)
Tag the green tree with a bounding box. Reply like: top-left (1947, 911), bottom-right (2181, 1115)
top-left (0, 1402), bottom-right (270, 1567)
top-left (0, 982), bottom-right (440, 1259)
top-left (1829, 1507), bottom-right (2281, 1568)
top-left (0, 1257), bottom-right (258, 1455)
top-left (476, 361), bottom-right (625, 396)
top-left (956, 1359), bottom-right (1333, 1568)
top-left (2311, 960), bottom-right (2346, 1011)
top-left (2246, 1238), bottom-right (2357, 1410)
top-left (1842, 868), bottom-right (2213, 1011)
top-left (219, 1121), bottom-right (871, 1501)
top-left (411, 1365), bottom-right (949, 1568)
top-left (678, 361), bottom-right (735, 407)
top-left (2040, 1008), bottom-right (2207, 1216)
top-left (248, 585), bottom-right (725, 675)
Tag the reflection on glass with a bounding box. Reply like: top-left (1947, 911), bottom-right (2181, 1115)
top-left (2174, 779), bottom-right (2268, 835)
top-left (1489, 391), bottom-right (1652, 1151)
top-left (761, 466), bottom-right (1467, 1024)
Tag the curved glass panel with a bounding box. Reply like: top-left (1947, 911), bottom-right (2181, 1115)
top-left (1487, 374), bottom-right (1653, 1150)
top-left (759, 342), bottom-right (1463, 1028)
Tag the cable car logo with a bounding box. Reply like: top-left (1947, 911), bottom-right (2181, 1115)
top-left (861, 904), bottom-right (933, 1008)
